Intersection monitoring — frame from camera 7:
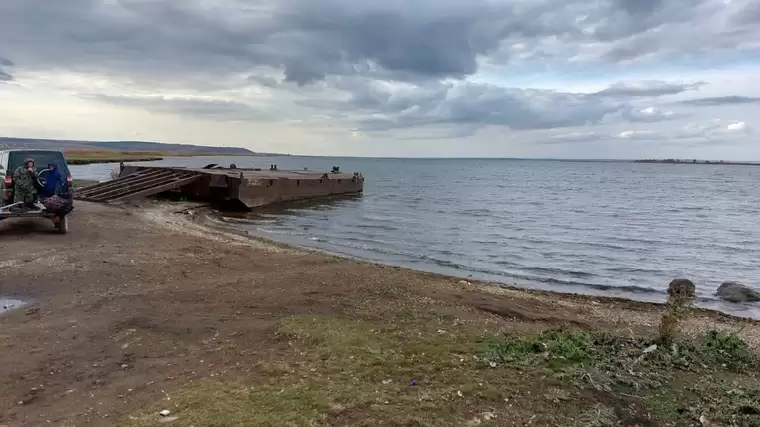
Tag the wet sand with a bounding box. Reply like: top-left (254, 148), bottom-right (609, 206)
top-left (0, 202), bottom-right (757, 426)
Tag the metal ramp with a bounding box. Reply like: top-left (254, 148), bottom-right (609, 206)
top-left (75, 168), bottom-right (202, 203)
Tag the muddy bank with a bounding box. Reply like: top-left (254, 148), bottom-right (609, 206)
top-left (0, 202), bottom-right (757, 426)
top-left (204, 203), bottom-right (760, 320)
top-left (199, 206), bottom-right (760, 322)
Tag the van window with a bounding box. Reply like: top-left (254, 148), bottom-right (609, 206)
top-left (8, 152), bottom-right (70, 176)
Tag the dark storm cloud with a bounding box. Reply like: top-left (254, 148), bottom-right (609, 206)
top-left (269, 0), bottom-right (590, 84)
top-left (81, 94), bottom-right (272, 121)
top-left (543, 131), bottom-right (606, 144)
top-left (1, 0), bottom-right (560, 85)
top-left (732, 1), bottom-right (760, 25)
top-left (247, 75), bottom-right (283, 89)
top-left (0, 57), bottom-right (12, 82)
top-left (592, 81), bottom-right (705, 97)
top-left (302, 77), bottom-right (705, 136)
top-left (591, 0), bottom-right (706, 44)
top-left (592, 0), bottom-right (747, 61)
top-left (274, 1), bottom-right (500, 83)
top-left (0, 0), bottom-right (756, 136)
top-left (599, 34), bottom-right (663, 61)
top-left (676, 96), bottom-right (760, 106)
top-left (0, 0), bottom-right (747, 87)
top-left (615, 0), bottom-right (662, 15)
top-left (326, 79), bottom-right (451, 113)
top-left (0, 67), bottom-right (13, 83)
top-left (77, 75), bottom-right (706, 135)
top-left (314, 80), bottom-right (626, 133)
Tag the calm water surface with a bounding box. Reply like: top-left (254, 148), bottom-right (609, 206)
top-left (72, 156), bottom-right (760, 318)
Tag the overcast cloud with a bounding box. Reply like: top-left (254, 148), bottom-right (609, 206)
top-left (1, 0), bottom-right (759, 158)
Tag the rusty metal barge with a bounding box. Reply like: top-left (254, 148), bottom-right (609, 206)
top-left (75, 163), bottom-right (364, 210)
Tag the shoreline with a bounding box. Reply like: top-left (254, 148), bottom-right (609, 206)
top-left (1, 202), bottom-right (758, 426)
top-left (207, 208), bottom-right (760, 321)
top-left (221, 209), bottom-right (760, 323)
top-left (161, 202), bottom-right (760, 332)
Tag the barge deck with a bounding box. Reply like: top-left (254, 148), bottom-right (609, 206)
top-left (75, 164), bottom-right (364, 209)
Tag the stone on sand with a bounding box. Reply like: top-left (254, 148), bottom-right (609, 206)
top-left (716, 282), bottom-right (760, 303)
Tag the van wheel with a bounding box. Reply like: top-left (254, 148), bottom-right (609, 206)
top-left (55, 216), bottom-right (68, 234)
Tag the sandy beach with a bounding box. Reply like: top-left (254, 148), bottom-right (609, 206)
top-left (0, 202), bottom-right (758, 426)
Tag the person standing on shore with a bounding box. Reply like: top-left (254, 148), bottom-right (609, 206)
top-left (13, 158), bottom-right (38, 208)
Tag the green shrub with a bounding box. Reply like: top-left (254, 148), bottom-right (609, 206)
top-left (486, 328), bottom-right (757, 374)
top-left (697, 329), bottom-right (756, 371)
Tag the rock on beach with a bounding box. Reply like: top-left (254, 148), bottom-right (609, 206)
top-left (716, 282), bottom-right (760, 303)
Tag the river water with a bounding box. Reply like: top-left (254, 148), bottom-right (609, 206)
top-left (72, 156), bottom-right (760, 318)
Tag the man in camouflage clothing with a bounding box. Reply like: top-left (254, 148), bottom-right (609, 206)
top-left (13, 158), bottom-right (38, 208)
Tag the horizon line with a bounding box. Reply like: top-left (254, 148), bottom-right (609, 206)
top-left (3, 136), bottom-right (759, 164)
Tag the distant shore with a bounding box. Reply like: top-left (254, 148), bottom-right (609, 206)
top-left (67, 157), bottom-right (163, 165)
top-left (63, 149), bottom-right (284, 165)
top-left (59, 151), bottom-right (760, 166)
top-left (635, 159), bottom-right (760, 166)
top-left (64, 150), bottom-right (185, 165)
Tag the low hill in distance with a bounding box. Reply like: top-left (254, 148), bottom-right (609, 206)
top-left (0, 137), bottom-right (256, 155)
top-left (0, 137), bottom-right (283, 164)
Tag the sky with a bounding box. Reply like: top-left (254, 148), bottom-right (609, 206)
top-left (1, 0), bottom-right (759, 159)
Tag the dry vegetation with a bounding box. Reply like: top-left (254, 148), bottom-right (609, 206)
top-left (64, 150), bottom-right (165, 164)
top-left (64, 149), bottom-right (236, 165)
top-left (118, 315), bottom-right (760, 427)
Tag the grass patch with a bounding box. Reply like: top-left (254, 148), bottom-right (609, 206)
top-left (119, 316), bottom-right (553, 426)
top-left (699, 329), bottom-right (757, 371)
top-left (573, 404), bottom-right (617, 427)
top-left (485, 327), bottom-right (760, 426)
top-left (486, 328), bottom-right (599, 369)
top-left (486, 328), bottom-right (758, 373)
top-left (121, 381), bottom-right (336, 427)
top-left (119, 318), bottom-right (760, 427)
